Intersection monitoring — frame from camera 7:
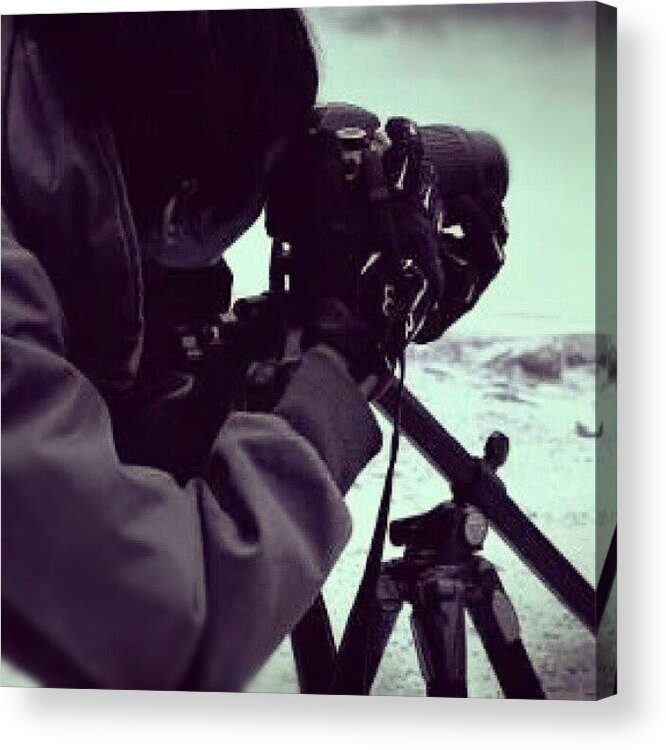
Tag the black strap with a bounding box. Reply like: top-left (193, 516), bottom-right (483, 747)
top-left (330, 354), bottom-right (406, 695)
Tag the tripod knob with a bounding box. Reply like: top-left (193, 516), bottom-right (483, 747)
top-left (483, 431), bottom-right (509, 472)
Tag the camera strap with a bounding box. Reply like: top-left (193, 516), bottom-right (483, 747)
top-left (330, 352), bottom-right (406, 695)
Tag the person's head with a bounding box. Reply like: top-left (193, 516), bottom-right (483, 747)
top-left (22, 10), bottom-right (319, 266)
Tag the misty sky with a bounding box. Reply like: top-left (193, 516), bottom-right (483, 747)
top-left (227, 3), bottom-right (599, 335)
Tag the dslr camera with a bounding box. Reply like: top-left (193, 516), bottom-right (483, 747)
top-left (265, 102), bottom-right (509, 367)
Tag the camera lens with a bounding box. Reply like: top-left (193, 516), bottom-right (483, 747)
top-left (419, 125), bottom-right (509, 207)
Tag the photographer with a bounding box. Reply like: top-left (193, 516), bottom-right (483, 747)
top-left (1, 10), bottom-right (383, 690)
top-left (1, 10), bottom-right (505, 691)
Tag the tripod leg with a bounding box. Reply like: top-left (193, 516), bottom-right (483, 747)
top-left (360, 565), bottom-right (404, 692)
top-left (465, 558), bottom-right (545, 699)
top-left (291, 594), bottom-right (336, 694)
top-left (410, 573), bottom-right (467, 697)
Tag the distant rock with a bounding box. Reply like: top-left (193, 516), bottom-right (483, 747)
top-left (487, 343), bottom-right (564, 381)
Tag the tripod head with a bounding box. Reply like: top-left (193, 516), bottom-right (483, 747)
top-left (389, 430), bottom-right (509, 565)
top-left (390, 503), bottom-right (488, 565)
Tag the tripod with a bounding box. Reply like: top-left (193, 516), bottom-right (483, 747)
top-left (291, 421), bottom-right (579, 698)
top-left (360, 502), bottom-right (545, 699)
top-left (286, 379), bottom-right (607, 698)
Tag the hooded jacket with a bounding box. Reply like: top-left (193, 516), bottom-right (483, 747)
top-left (1, 16), bottom-right (381, 690)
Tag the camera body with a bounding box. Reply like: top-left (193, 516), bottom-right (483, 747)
top-left (266, 102), bottom-right (509, 363)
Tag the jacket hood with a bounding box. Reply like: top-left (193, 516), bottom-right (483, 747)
top-left (2, 16), bottom-right (143, 391)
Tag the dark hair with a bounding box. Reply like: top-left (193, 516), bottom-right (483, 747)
top-left (21, 10), bottom-right (319, 231)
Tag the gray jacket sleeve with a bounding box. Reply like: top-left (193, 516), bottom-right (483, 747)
top-left (1, 240), bottom-right (382, 690)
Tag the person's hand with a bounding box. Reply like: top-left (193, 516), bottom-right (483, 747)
top-left (301, 299), bottom-right (386, 386)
